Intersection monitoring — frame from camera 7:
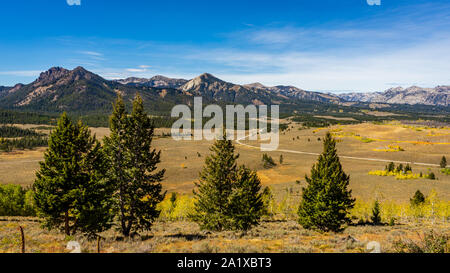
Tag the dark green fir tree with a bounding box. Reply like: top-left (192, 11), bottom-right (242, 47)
top-left (191, 135), bottom-right (238, 231)
top-left (410, 190), bottom-right (426, 207)
top-left (386, 162), bottom-right (395, 172)
top-left (440, 156), bottom-right (447, 169)
top-left (104, 94), bottom-right (165, 237)
top-left (34, 113), bottom-right (112, 237)
top-left (229, 166), bottom-right (265, 231)
top-left (371, 200), bottom-right (382, 225)
top-left (297, 132), bottom-right (355, 232)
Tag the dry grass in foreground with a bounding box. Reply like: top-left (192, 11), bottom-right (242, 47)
top-left (1, 217), bottom-right (448, 253)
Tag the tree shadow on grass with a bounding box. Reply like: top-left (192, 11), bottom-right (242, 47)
top-left (164, 233), bottom-right (207, 241)
top-left (349, 221), bottom-right (400, 227)
top-left (114, 233), bottom-right (155, 241)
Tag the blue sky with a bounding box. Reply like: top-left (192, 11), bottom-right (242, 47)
top-left (0, 0), bottom-right (449, 92)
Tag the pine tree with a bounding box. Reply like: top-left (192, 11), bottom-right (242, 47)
top-left (386, 162), bottom-right (395, 172)
top-left (191, 135), bottom-right (238, 231)
top-left (169, 192), bottom-right (177, 215)
top-left (262, 154), bottom-right (276, 169)
top-left (229, 166), bottom-right (265, 231)
top-left (33, 113), bottom-right (112, 237)
top-left (279, 154), bottom-right (284, 165)
top-left (191, 136), bottom-right (266, 231)
top-left (441, 156), bottom-right (447, 169)
top-left (297, 132), bottom-right (355, 232)
top-left (404, 164), bottom-right (412, 173)
top-left (104, 94), bottom-right (165, 237)
top-left (371, 200), bottom-right (382, 225)
top-left (410, 190), bottom-right (426, 207)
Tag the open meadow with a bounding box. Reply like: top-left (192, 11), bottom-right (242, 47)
top-left (0, 120), bottom-right (449, 253)
top-left (1, 121), bottom-right (449, 201)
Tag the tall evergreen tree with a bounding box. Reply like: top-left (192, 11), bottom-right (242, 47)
top-left (386, 162), bottom-right (395, 172)
top-left (191, 135), bottom-right (266, 231)
top-left (410, 190), bottom-right (426, 207)
top-left (33, 113), bottom-right (112, 237)
top-left (297, 132), bottom-right (355, 232)
top-left (229, 166), bottom-right (265, 231)
top-left (404, 164), bottom-right (412, 173)
top-left (191, 136), bottom-right (238, 231)
top-left (441, 156), bottom-right (447, 169)
top-left (371, 200), bottom-right (382, 225)
top-left (104, 94), bottom-right (165, 237)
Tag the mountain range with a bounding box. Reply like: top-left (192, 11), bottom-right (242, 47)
top-left (116, 72), bottom-right (340, 105)
top-left (339, 86), bottom-right (449, 107)
top-left (115, 75), bottom-right (188, 89)
top-left (0, 66), bottom-right (447, 116)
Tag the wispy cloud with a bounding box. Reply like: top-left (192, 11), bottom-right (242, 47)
top-left (8, 2), bottom-right (447, 92)
top-left (179, 3), bottom-right (450, 92)
top-left (182, 35), bottom-right (450, 92)
top-left (125, 65), bottom-right (151, 73)
top-left (126, 68), bottom-right (147, 73)
top-left (79, 51), bottom-right (103, 57)
top-left (77, 51), bottom-right (106, 62)
top-left (0, 70), bottom-right (42, 77)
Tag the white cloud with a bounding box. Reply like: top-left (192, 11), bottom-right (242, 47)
top-left (0, 70), bottom-right (42, 77)
top-left (66, 0), bottom-right (81, 6)
top-left (184, 37), bottom-right (450, 92)
top-left (126, 68), bottom-right (147, 73)
top-left (125, 65), bottom-right (151, 73)
top-left (180, 11), bottom-right (450, 92)
top-left (79, 51), bottom-right (102, 57)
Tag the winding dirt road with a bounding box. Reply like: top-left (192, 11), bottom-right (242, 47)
top-left (235, 132), bottom-right (440, 167)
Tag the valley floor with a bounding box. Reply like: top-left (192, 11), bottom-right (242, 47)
top-left (2, 121), bottom-right (448, 201)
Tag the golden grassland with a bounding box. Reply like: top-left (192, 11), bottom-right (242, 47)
top-left (0, 122), bottom-right (449, 200)
top-left (1, 218), bottom-right (449, 253)
top-left (154, 189), bottom-right (450, 224)
top-left (0, 121), bottom-right (449, 253)
top-left (1, 193), bottom-right (449, 253)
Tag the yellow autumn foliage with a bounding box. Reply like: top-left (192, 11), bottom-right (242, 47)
top-left (368, 170), bottom-right (419, 180)
top-left (157, 194), bottom-right (195, 221)
top-left (156, 189), bottom-right (450, 224)
top-left (350, 194), bottom-right (450, 222)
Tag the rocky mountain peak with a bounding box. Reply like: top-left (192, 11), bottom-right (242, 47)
top-left (35, 67), bottom-right (70, 86)
top-left (197, 73), bottom-right (222, 82)
top-left (72, 66), bottom-right (89, 74)
top-left (69, 66), bottom-right (101, 82)
top-left (245, 82), bottom-right (266, 89)
top-left (150, 75), bottom-right (170, 81)
top-left (181, 73), bottom-right (225, 92)
top-left (115, 77), bottom-right (148, 85)
top-left (33, 66), bottom-right (102, 87)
